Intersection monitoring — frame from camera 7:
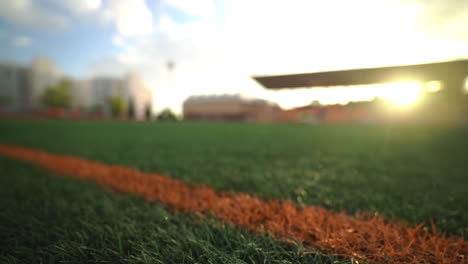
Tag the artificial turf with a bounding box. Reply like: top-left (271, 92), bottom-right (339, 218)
top-left (0, 119), bottom-right (466, 237)
top-left (2, 143), bottom-right (464, 263)
top-left (0, 156), bottom-right (349, 264)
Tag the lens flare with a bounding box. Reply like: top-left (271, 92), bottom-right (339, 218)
top-left (380, 82), bottom-right (422, 107)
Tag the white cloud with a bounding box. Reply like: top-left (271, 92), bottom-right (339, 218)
top-left (12, 36), bottom-right (32, 47)
top-left (0, 0), bottom-right (153, 36)
top-left (0, 0), bottom-right (68, 30)
top-left (109, 0), bottom-right (153, 37)
top-left (112, 35), bottom-right (125, 46)
top-left (96, 7), bottom-right (114, 26)
top-left (49, 0), bottom-right (102, 14)
top-left (162, 0), bottom-right (217, 17)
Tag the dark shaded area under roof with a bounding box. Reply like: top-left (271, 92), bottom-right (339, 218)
top-left (253, 60), bottom-right (468, 91)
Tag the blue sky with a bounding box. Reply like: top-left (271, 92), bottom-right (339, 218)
top-left (0, 0), bottom-right (172, 76)
top-left (1, 0), bottom-right (467, 112)
top-left (0, 21), bottom-right (118, 77)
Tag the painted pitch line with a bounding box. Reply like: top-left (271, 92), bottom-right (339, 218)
top-left (0, 144), bottom-right (465, 264)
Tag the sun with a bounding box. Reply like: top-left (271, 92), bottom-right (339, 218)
top-left (381, 82), bottom-right (422, 107)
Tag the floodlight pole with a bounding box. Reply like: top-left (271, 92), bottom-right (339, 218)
top-left (167, 60), bottom-right (175, 91)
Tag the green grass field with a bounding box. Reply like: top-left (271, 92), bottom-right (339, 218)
top-left (1, 156), bottom-right (346, 264)
top-left (0, 119), bottom-right (467, 263)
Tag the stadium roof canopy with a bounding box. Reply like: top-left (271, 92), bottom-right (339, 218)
top-left (253, 60), bottom-right (468, 89)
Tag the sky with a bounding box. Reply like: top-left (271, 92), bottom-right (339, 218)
top-left (1, 0), bottom-right (468, 113)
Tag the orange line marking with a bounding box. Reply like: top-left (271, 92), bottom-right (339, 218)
top-left (0, 143), bottom-right (465, 263)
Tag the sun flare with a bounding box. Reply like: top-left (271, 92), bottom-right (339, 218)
top-left (380, 82), bottom-right (422, 107)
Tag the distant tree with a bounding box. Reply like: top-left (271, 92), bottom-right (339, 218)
top-left (128, 98), bottom-right (135, 119)
top-left (40, 80), bottom-right (72, 108)
top-left (144, 104), bottom-right (152, 120)
top-left (156, 108), bottom-right (177, 121)
top-left (107, 96), bottom-right (128, 118)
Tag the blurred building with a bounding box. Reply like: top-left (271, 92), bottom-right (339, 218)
top-left (0, 57), bottom-right (153, 120)
top-left (88, 73), bottom-right (152, 119)
top-left (0, 58), bottom-right (61, 112)
top-left (123, 72), bottom-right (153, 120)
top-left (280, 102), bottom-right (372, 124)
top-left (89, 77), bottom-right (124, 111)
top-left (183, 94), bottom-right (281, 122)
top-left (29, 57), bottom-right (62, 108)
top-left (0, 60), bottom-right (25, 112)
top-left (70, 79), bottom-right (92, 109)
